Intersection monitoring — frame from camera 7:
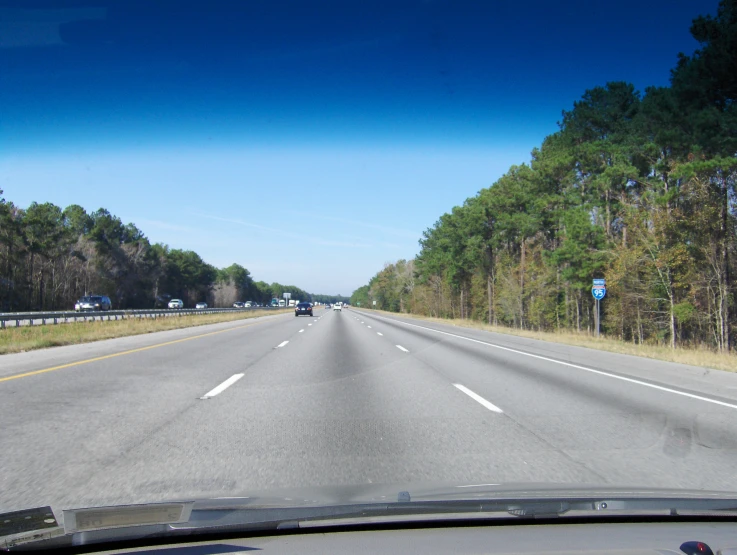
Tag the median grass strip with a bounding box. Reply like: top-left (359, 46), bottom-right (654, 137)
top-left (0, 310), bottom-right (291, 355)
top-left (358, 309), bottom-right (737, 373)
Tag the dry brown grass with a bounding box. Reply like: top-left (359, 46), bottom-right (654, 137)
top-left (357, 309), bottom-right (737, 372)
top-left (0, 310), bottom-right (291, 355)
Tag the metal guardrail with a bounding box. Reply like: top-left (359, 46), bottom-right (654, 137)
top-left (0, 306), bottom-right (279, 328)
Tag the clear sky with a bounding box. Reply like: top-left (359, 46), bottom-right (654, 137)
top-left (0, 0), bottom-right (717, 295)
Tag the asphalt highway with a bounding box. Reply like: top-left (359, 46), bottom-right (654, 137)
top-left (2, 307), bottom-right (737, 515)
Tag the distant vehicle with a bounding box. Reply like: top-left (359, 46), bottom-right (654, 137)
top-left (295, 302), bottom-right (313, 317)
top-left (271, 298), bottom-right (279, 307)
top-left (288, 299), bottom-right (296, 307)
top-left (75, 295), bottom-right (112, 312)
top-left (195, 302), bottom-right (208, 309)
top-left (233, 301), bottom-right (246, 308)
top-left (325, 304), bottom-right (331, 309)
top-left (168, 299), bottom-right (184, 309)
top-left (245, 302), bottom-right (252, 307)
top-left (279, 299), bottom-right (286, 307)
top-left (333, 302), bottom-right (342, 311)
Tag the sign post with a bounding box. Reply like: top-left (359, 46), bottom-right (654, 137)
top-left (591, 279), bottom-right (606, 337)
top-left (283, 292), bottom-right (291, 307)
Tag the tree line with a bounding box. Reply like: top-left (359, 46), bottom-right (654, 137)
top-left (352, 0), bottom-right (737, 351)
top-left (0, 195), bottom-right (339, 311)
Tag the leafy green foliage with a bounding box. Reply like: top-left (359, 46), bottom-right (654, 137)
top-left (0, 196), bottom-right (324, 310)
top-left (353, 0), bottom-right (737, 350)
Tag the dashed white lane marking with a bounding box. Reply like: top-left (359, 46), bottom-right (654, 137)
top-left (361, 321), bottom-right (365, 324)
top-left (200, 374), bottom-right (244, 399)
top-left (363, 312), bottom-right (737, 412)
top-left (453, 383), bottom-right (503, 413)
top-left (367, 326), bottom-right (372, 329)
top-left (299, 329), bottom-right (304, 333)
top-left (308, 324), bottom-right (312, 326)
top-left (395, 345), bottom-right (409, 352)
top-left (276, 341), bottom-right (289, 348)
top-left (377, 332), bottom-right (383, 336)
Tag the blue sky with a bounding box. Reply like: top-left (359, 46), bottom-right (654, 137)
top-left (0, 0), bottom-right (717, 294)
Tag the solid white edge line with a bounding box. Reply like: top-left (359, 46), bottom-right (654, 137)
top-left (396, 345), bottom-right (409, 352)
top-left (453, 383), bottom-right (503, 413)
top-left (362, 312), bottom-right (737, 411)
top-left (277, 340), bottom-right (289, 348)
top-left (201, 373), bottom-right (245, 399)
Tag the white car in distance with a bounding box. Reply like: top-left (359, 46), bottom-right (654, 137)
top-left (333, 302), bottom-right (342, 311)
top-left (168, 299), bottom-right (184, 309)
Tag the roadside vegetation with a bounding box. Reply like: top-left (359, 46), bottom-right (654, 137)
top-left (0, 195), bottom-right (348, 312)
top-left (352, 1), bottom-right (737, 357)
top-left (0, 310), bottom-right (291, 355)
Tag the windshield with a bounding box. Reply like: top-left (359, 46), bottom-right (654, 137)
top-left (2, 0), bottom-right (737, 541)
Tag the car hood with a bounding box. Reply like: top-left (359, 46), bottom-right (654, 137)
top-left (5, 481), bottom-right (737, 550)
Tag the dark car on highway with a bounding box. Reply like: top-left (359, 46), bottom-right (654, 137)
top-left (295, 302), bottom-right (313, 317)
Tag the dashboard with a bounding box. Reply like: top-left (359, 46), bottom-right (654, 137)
top-left (67, 521), bottom-right (737, 555)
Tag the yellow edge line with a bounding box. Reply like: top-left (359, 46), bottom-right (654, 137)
top-left (0, 320), bottom-right (264, 383)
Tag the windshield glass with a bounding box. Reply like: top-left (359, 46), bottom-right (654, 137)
top-left (2, 0), bottom-right (736, 536)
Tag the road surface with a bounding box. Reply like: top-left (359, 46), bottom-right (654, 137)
top-left (2, 308), bottom-right (737, 515)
